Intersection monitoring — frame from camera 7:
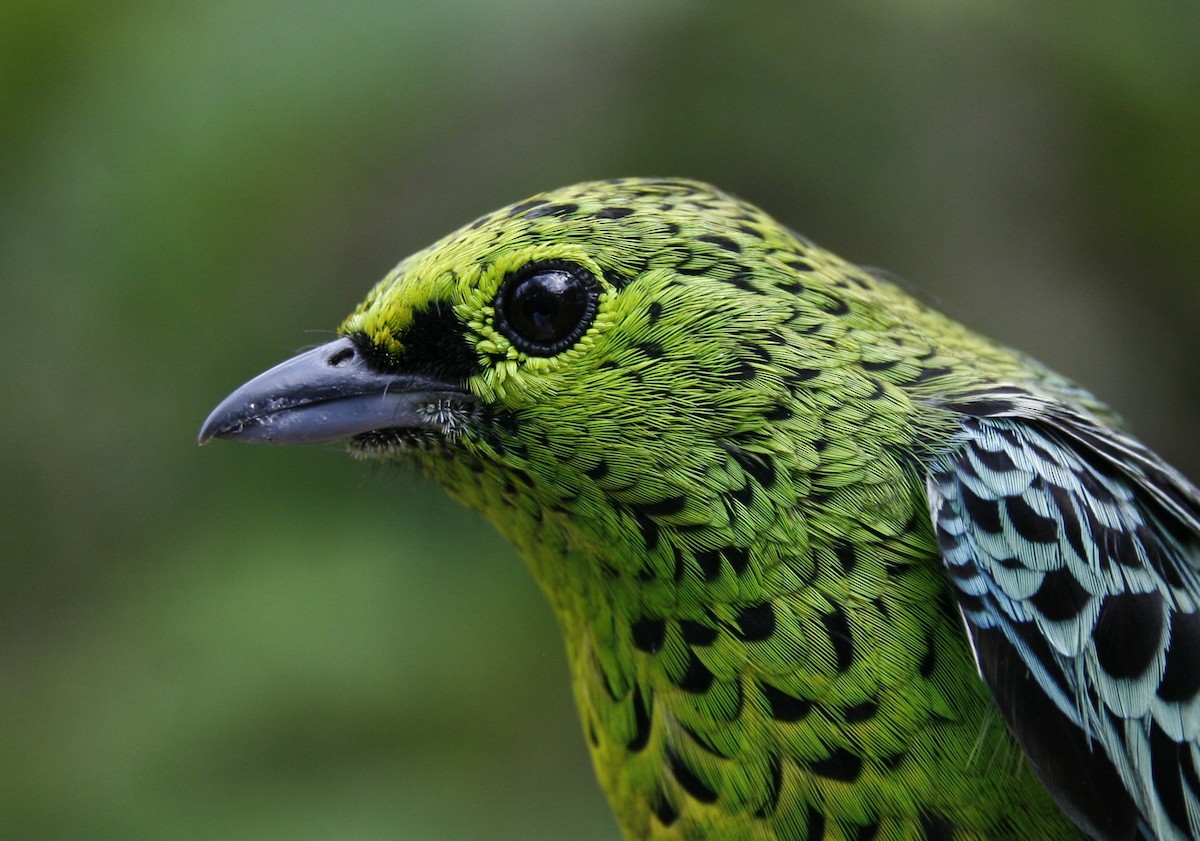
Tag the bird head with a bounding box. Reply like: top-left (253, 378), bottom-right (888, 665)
top-left (199, 178), bottom-right (924, 607)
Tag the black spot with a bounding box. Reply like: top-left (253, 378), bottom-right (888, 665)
top-left (652, 790), bottom-right (678, 826)
top-left (678, 651), bottom-right (715, 693)
top-left (945, 398), bottom-right (1015, 417)
top-left (1005, 495), bottom-right (1059, 544)
top-left (681, 620), bottom-right (718, 646)
top-left (844, 700), bottom-right (878, 723)
top-left (862, 359), bottom-right (897, 372)
top-left (820, 295), bottom-right (850, 316)
top-left (746, 342), bottom-right (772, 363)
top-left (1158, 611), bottom-right (1200, 702)
top-left (936, 522), bottom-right (961, 552)
top-left (765, 403), bottom-right (793, 421)
top-left (729, 479), bottom-right (755, 505)
top-left (596, 206), bottom-right (634, 219)
top-left (1048, 483), bottom-right (1088, 562)
top-left (786, 367), bottom-right (820, 382)
top-left (784, 259), bottom-right (813, 271)
top-left (956, 590), bottom-right (987, 616)
top-left (805, 806), bottom-right (827, 841)
top-left (779, 280), bottom-right (806, 294)
top-left (873, 596), bottom-right (891, 621)
top-left (919, 811), bottom-right (956, 840)
top-left (820, 605), bottom-right (855, 672)
top-left (833, 541), bottom-right (857, 574)
top-left (755, 752), bottom-right (784, 817)
top-left (954, 458), bottom-right (982, 484)
top-left (507, 198), bottom-right (548, 216)
top-left (602, 267), bottom-right (629, 290)
top-left (733, 602), bottom-right (776, 641)
top-left (647, 301), bottom-right (663, 324)
top-left (727, 272), bottom-right (756, 291)
top-left (762, 328), bottom-right (791, 347)
top-left (638, 341), bottom-right (665, 359)
top-left (630, 496), bottom-right (686, 518)
top-left (632, 510), bottom-right (660, 552)
top-left (881, 751), bottom-right (906, 771)
top-left (727, 447), bottom-right (776, 488)
top-left (627, 685), bottom-right (652, 752)
top-left (695, 550), bottom-right (722, 582)
top-left (732, 360), bottom-right (757, 380)
top-left (632, 617), bottom-right (666, 653)
top-left (523, 202), bottom-right (578, 219)
top-left (1029, 567), bottom-right (1092, 623)
top-left (698, 234), bottom-right (741, 253)
top-left (852, 821), bottom-right (881, 841)
top-left (960, 485), bottom-right (1003, 534)
top-left (725, 546), bottom-right (750, 575)
top-left (1094, 591), bottom-right (1165, 680)
top-left (1028, 439), bottom-right (1062, 468)
top-left (810, 747), bottom-right (862, 782)
top-left (666, 745), bottom-right (718, 803)
top-left (975, 446), bottom-right (1019, 473)
top-left (585, 459), bottom-right (609, 480)
top-left (912, 366), bottom-right (954, 384)
top-left (990, 424), bottom-right (1023, 449)
top-left (681, 723), bottom-right (730, 759)
top-left (760, 682), bottom-right (812, 722)
top-left (672, 546), bottom-right (686, 582)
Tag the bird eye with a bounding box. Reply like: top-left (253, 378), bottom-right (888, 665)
top-left (495, 261), bottom-right (600, 355)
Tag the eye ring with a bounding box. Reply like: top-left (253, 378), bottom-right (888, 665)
top-left (494, 260), bottom-right (600, 356)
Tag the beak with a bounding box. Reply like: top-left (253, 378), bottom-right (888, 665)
top-left (198, 337), bottom-right (475, 445)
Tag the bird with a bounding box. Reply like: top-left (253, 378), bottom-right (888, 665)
top-left (199, 178), bottom-right (1200, 841)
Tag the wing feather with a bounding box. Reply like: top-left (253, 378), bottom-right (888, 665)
top-left (927, 389), bottom-right (1200, 841)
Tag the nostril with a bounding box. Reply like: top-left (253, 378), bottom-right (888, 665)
top-left (327, 345), bottom-right (355, 367)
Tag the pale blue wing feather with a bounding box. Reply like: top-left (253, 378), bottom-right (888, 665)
top-left (927, 388), bottom-right (1200, 841)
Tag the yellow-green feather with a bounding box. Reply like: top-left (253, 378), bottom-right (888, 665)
top-left (340, 179), bottom-right (1085, 839)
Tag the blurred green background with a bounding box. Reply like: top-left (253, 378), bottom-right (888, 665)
top-left (2, 2), bottom-right (1197, 839)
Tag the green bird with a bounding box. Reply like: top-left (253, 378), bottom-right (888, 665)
top-left (200, 179), bottom-right (1200, 841)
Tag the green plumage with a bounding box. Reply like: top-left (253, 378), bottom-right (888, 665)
top-left (202, 179), bottom-right (1200, 840)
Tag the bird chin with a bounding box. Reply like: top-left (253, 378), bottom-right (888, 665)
top-left (346, 426), bottom-right (459, 459)
top-left (345, 394), bottom-right (478, 458)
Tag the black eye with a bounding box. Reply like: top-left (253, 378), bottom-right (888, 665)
top-left (495, 261), bottom-right (600, 355)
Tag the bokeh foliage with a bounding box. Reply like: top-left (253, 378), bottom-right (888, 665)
top-left (1, 2), bottom-right (1197, 839)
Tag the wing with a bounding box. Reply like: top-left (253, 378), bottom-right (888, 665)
top-left (926, 387), bottom-right (1200, 841)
